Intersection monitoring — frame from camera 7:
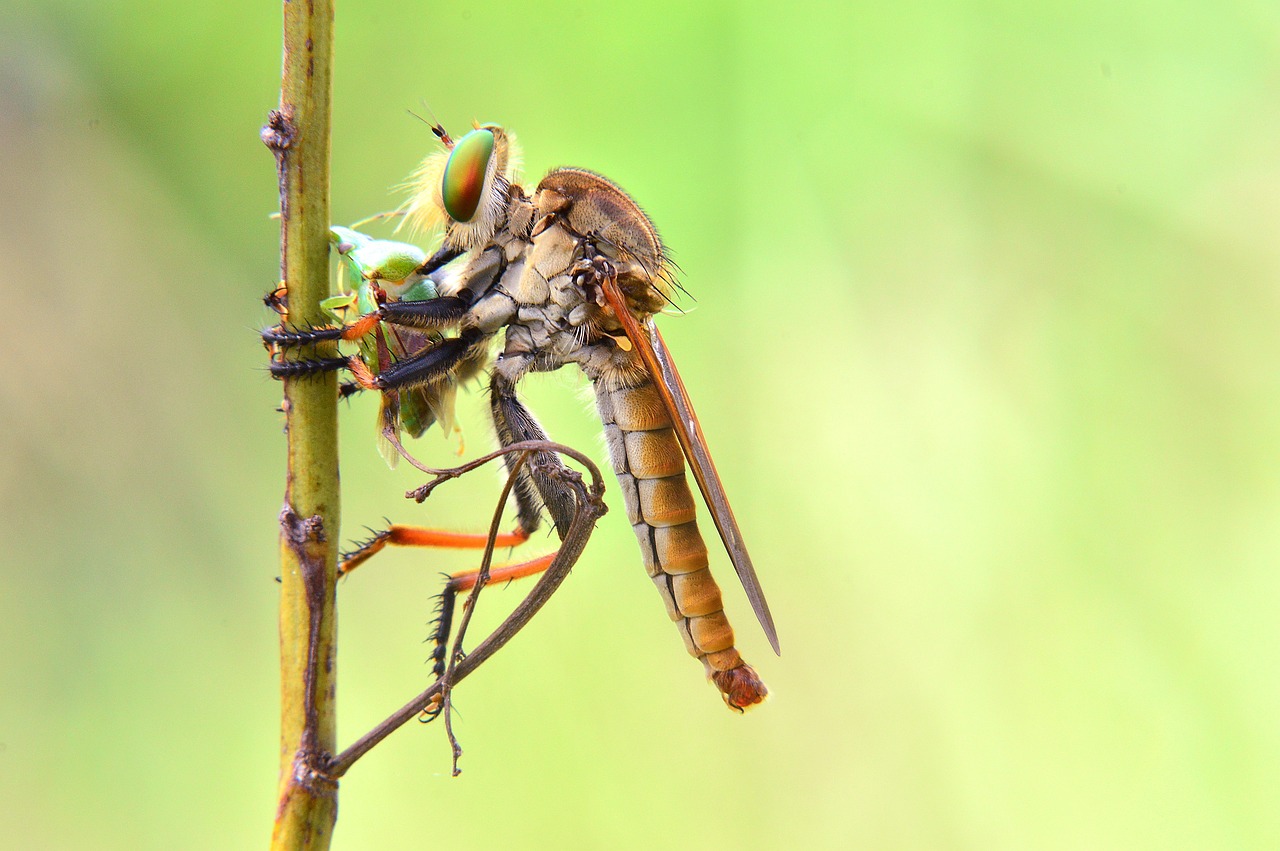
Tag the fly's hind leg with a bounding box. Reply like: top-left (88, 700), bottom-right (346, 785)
top-left (490, 365), bottom-right (578, 538)
top-left (340, 526), bottom-right (533, 577)
top-left (336, 521), bottom-right (555, 721)
top-left (336, 359), bottom-right (578, 717)
top-left (411, 364), bottom-right (586, 714)
top-left (426, 551), bottom-right (556, 691)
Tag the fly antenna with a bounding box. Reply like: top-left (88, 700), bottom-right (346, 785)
top-left (408, 100), bottom-right (453, 148)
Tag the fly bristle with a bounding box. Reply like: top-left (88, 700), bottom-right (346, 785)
top-left (267, 356), bottom-right (351, 379)
top-left (341, 528), bottom-right (391, 562)
top-left (397, 148), bottom-right (450, 235)
top-left (425, 585), bottom-right (458, 684)
top-left (262, 324), bottom-right (344, 346)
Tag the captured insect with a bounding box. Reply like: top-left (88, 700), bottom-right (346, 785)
top-left (265, 120), bottom-right (779, 710)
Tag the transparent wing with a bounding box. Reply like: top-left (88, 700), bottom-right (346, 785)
top-left (600, 277), bottom-right (781, 655)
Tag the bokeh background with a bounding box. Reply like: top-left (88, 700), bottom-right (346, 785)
top-left (3, 0), bottom-right (1279, 847)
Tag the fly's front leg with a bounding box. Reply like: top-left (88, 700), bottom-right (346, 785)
top-left (263, 305), bottom-right (479, 389)
top-left (264, 297), bottom-right (470, 361)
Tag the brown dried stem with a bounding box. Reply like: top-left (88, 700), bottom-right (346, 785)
top-left (439, 449), bottom-right (531, 775)
top-left (324, 442), bottom-right (607, 779)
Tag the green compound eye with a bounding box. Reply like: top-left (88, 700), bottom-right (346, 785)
top-left (441, 128), bottom-right (495, 222)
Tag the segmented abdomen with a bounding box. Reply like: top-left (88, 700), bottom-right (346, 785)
top-left (595, 377), bottom-right (767, 710)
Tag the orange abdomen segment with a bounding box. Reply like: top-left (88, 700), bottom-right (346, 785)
top-left (596, 378), bottom-right (767, 710)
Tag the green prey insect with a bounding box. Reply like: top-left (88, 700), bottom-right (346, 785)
top-left (323, 225), bottom-right (470, 460)
top-left (265, 120), bottom-right (779, 710)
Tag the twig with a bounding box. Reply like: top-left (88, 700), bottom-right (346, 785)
top-left (401, 439), bottom-right (598, 502)
top-left (381, 425), bottom-right (448, 475)
top-left (264, 1), bottom-right (338, 848)
top-left (324, 445), bottom-right (606, 778)
top-left (439, 449), bottom-right (532, 775)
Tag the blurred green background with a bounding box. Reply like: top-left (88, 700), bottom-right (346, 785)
top-left (2, 0), bottom-right (1278, 847)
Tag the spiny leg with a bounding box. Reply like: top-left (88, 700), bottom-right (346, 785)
top-left (490, 367), bottom-right (577, 538)
top-left (366, 328), bottom-right (488, 393)
top-left (337, 445), bottom-right (562, 721)
top-left (426, 551), bottom-right (557, 687)
top-left (263, 295), bottom-right (471, 348)
top-left (415, 363), bottom-right (587, 679)
top-left (419, 370), bottom-right (593, 687)
top-left (336, 520), bottom-right (557, 722)
top-left (265, 325), bottom-right (489, 388)
top-left (339, 526), bottom-right (555, 696)
top-left (423, 447), bottom-right (564, 724)
top-left (413, 373), bottom-right (588, 719)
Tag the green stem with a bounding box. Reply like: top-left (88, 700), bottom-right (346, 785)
top-left (265, 1), bottom-right (338, 848)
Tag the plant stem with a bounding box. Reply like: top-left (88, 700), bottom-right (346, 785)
top-left (264, 1), bottom-right (338, 848)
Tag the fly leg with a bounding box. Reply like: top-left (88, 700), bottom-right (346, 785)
top-left (262, 296), bottom-right (472, 380)
top-left (340, 526), bottom-right (533, 577)
top-left (336, 363), bottom-right (579, 717)
top-left (338, 524), bottom-right (554, 708)
top-left (267, 324), bottom-right (490, 398)
top-left (341, 531), bottom-right (560, 726)
top-left (399, 366), bottom-right (585, 717)
top-left (490, 365), bottom-right (578, 538)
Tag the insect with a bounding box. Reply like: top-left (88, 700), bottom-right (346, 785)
top-left (266, 121), bottom-right (779, 709)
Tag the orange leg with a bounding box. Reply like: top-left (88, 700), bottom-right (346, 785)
top-left (337, 522), bottom-right (560, 720)
top-left (341, 311), bottom-right (382, 341)
top-left (421, 551), bottom-right (559, 721)
top-left (444, 551), bottom-right (557, 593)
top-left (340, 524), bottom-right (532, 576)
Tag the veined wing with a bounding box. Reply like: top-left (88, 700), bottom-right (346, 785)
top-left (600, 277), bottom-right (781, 655)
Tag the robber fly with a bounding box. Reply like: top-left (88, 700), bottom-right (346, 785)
top-left (266, 121), bottom-right (778, 710)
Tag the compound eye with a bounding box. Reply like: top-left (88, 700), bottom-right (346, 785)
top-left (441, 128), bottom-right (495, 222)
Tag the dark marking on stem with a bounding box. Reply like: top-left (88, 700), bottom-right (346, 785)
top-left (279, 505), bottom-right (338, 799)
top-left (281, 506), bottom-right (327, 737)
top-left (262, 108), bottom-right (297, 285)
top-left (261, 108), bottom-right (296, 153)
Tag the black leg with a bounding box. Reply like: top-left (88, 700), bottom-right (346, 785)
top-left (417, 243), bottom-right (465, 276)
top-left (268, 355), bottom-right (353, 379)
top-left (262, 325), bottom-right (346, 346)
top-left (373, 328), bottom-right (489, 393)
top-left (263, 296), bottom-right (469, 349)
top-left (489, 371), bottom-right (577, 539)
top-left (267, 325), bottom-right (483, 387)
top-left (378, 296), bottom-right (469, 331)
